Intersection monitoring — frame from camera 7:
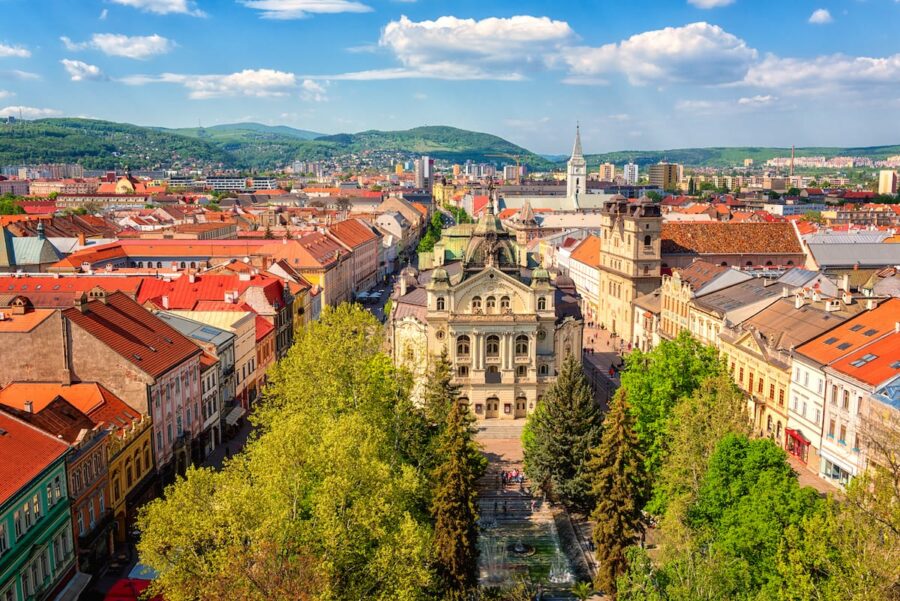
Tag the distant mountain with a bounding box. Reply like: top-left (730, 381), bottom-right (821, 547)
top-left (0, 119), bottom-right (552, 171)
top-left (1, 118), bottom-right (897, 172)
top-left (170, 122), bottom-right (324, 140)
top-left (578, 145), bottom-right (900, 168)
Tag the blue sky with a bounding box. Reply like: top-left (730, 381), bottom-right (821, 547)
top-left (1, 0), bottom-right (900, 153)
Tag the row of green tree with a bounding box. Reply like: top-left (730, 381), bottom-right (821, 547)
top-left (136, 306), bottom-right (488, 601)
top-left (524, 332), bottom-right (900, 599)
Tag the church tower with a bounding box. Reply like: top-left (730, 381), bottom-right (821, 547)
top-left (566, 125), bottom-right (587, 201)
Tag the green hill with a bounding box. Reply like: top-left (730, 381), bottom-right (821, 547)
top-left (579, 145), bottom-right (900, 168)
top-left (0, 119), bottom-right (550, 170)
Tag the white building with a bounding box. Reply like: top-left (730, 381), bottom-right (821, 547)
top-left (623, 162), bottom-right (639, 185)
top-left (566, 126), bottom-right (587, 201)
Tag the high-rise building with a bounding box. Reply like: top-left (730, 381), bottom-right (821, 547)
top-left (623, 162), bottom-right (639, 185)
top-left (599, 162), bottom-right (615, 181)
top-left (648, 163), bottom-right (680, 190)
top-left (878, 170), bottom-right (897, 195)
top-left (566, 125), bottom-right (587, 200)
top-left (395, 163), bottom-right (404, 176)
top-left (414, 159), bottom-right (425, 189)
top-left (503, 164), bottom-right (520, 182)
top-left (452, 164), bottom-right (461, 177)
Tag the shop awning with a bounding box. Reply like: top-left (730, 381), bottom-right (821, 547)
top-left (786, 428), bottom-right (810, 445)
top-left (54, 571), bottom-right (91, 601)
top-left (225, 405), bottom-right (246, 426)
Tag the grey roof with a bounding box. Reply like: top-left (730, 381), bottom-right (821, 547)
top-left (776, 268), bottom-right (820, 288)
top-left (4, 237), bottom-right (63, 267)
top-left (804, 231), bottom-right (891, 244)
top-left (155, 311), bottom-right (236, 347)
top-left (393, 287), bottom-right (428, 322)
top-left (693, 277), bottom-right (784, 315)
top-left (808, 243), bottom-right (900, 268)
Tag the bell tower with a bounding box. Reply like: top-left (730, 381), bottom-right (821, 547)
top-left (566, 124), bottom-right (587, 201)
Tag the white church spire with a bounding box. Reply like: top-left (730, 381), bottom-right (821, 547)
top-left (566, 123), bottom-right (587, 201)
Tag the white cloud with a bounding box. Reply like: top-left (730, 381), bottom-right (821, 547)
top-left (0, 43), bottom-right (30, 58)
top-left (0, 90), bottom-right (13, 99)
top-left (687, 0), bottom-right (735, 7)
top-left (562, 22), bottom-right (757, 85)
top-left (608, 113), bottom-right (631, 121)
top-left (0, 70), bottom-right (40, 80)
top-left (808, 9), bottom-right (833, 24)
top-left (310, 67), bottom-right (524, 81)
top-left (413, 92), bottom-right (427, 100)
top-left (0, 106), bottom-right (62, 118)
top-left (737, 94), bottom-right (776, 106)
top-left (100, 8), bottom-right (109, 19)
top-left (378, 15), bottom-right (573, 79)
top-left (61, 59), bottom-right (106, 81)
top-left (122, 68), bottom-right (298, 99)
top-left (61, 34), bottom-right (175, 59)
top-left (675, 99), bottom-right (719, 112)
top-left (109, 0), bottom-right (205, 16)
top-left (744, 53), bottom-right (900, 92)
top-left (300, 79), bottom-right (327, 101)
top-left (239, 0), bottom-right (372, 19)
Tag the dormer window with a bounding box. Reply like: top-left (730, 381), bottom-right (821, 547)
top-left (436, 297), bottom-right (445, 311)
top-left (537, 297), bottom-right (547, 311)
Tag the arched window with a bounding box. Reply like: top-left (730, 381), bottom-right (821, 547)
top-left (486, 335), bottom-right (500, 357)
top-left (515, 335), bottom-right (529, 356)
top-left (516, 365), bottom-right (527, 377)
top-left (500, 296), bottom-right (511, 311)
top-left (765, 260), bottom-right (773, 266)
top-left (643, 265), bottom-right (650, 275)
top-left (720, 261), bottom-right (728, 267)
top-left (471, 296), bottom-right (482, 311)
top-left (190, 261), bottom-right (197, 269)
top-left (776, 421), bottom-right (783, 441)
top-left (436, 297), bottom-right (445, 311)
top-left (767, 415), bottom-right (773, 433)
top-left (787, 260), bottom-right (794, 266)
top-left (643, 235), bottom-right (652, 247)
top-left (156, 261), bottom-right (162, 268)
top-left (486, 296), bottom-right (496, 312)
top-left (539, 364), bottom-right (549, 376)
top-left (180, 262), bottom-right (187, 269)
top-left (537, 297), bottom-right (547, 311)
top-left (456, 335), bottom-right (470, 357)
top-left (458, 365), bottom-right (469, 378)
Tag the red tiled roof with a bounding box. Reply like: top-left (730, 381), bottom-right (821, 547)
top-left (255, 315), bottom-right (275, 342)
top-left (829, 331), bottom-right (900, 386)
top-left (328, 218), bottom-right (378, 249)
top-left (62, 291), bottom-right (200, 378)
top-left (137, 274), bottom-right (284, 310)
top-left (661, 222), bottom-right (803, 255)
top-left (673, 260), bottom-right (729, 288)
top-left (0, 412), bottom-right (69, 504)
top-left (569, 235), bottom-right (602, 268)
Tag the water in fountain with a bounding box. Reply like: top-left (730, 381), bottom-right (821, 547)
top-left (548, 549), bottom-right (573, 585)
top-left (482, 534), bottom-right (508, 584)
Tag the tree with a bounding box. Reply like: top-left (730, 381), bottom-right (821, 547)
top-left (687, 177), bottom-right (696, 196)
top-left (787, 187), bottom-right (801, 196)
top-left (589, 391), bottom-right (647, 599)
top-left (263, 224), bottom-right (274, 239)
top-left (803, 210), bottom-right (824, 224)
top-left (523, 355), bottom-right (603, 511)
top-left (618, 331), bottom-right (721, 499)
top-left (645, 191), bottom-right (662, 202)
top-left (139, 305), bottom-right (438, 601)
top-left (651, 375), bottom-right (748, 514)
top-left (0, 195), bottom-right (24, 215)
top-left (431, 401), bottom-right (482, 597)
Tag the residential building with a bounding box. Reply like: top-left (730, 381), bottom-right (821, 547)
top-left (632, 289), bottom-right (661, 353)
top-left (0, 393), bottom-right (112, 576)
top-left (659, 260), bottom-right (750, 340)
top-left (0, 413), bottom-right (80, 601)
top-left (660, 222), bottom-right (806, 270)
top-left (648, 163), bottom-right (680, 190)
top-left (567, 235), bottom-right (601, 324)
top-left (878, 170), bottom-right (897, 195)
top-left (722, 294), bottom-right (862, 450)
top-left (623, 162), bottom-right (639, 186)
top-left (328, 218), bottom-right (380, 294)
top-left (258, 235), bottom-right (352, 307)
top-left (598, 163), bottom-right (615, 182)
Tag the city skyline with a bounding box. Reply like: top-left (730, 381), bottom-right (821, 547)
top-left (1, 0), bottom-right (900, 153)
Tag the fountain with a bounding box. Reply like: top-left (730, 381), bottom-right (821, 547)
top-left (508, 540), bottom-right (536, 557)
top-left (548, 549), bottom-right (573, 585)
top-left (482, 534), bottom-right (509, 584)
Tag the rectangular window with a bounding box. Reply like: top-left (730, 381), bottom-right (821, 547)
top-left (77, 512), bottom-right (84, 536)
top-left (828, 419), bottom-right (835, 438)
top-left (769, 383), bottom-right (775, 401)
top-left (842, 391), bottom-right (850, 410)
top-left (779, 389), bottom-right (785, 407)
top-left (54, 476), bottom-right (62, 502)
top-left (831, 385), bottom-right (838, 406)
top-left (53, 534), bottom-right (62, 566)
top-left (815, 409), bottom-right (821, 424)
top-left (156, 431), bottom-right (163, 451)
top-left (23, 501), bottom-right (31, 529)
top-left (99, 493), bottom-right (105, 514)
top-left (0, 523), bottom-right (7, 555)
top-left (802, 402), bottom-right (807, 417)
top-left (13, 511), bottom-right (21, 539)
top-left (46, 483), bottom-right (53, 507)
top-left (32, 493), bottom-right (40, 521)
top-left (803, 371), bottom-right (809, 387)
top-left (41, 550), bottom-right (49, 583)
top-left (839, 425), bottom-right (847, 444)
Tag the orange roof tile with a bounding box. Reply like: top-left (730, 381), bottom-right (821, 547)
top-left (0, 412), bottom-right (69, 504)
top-left (796, 298), bottom-right (900, 366)
top-left (569, 235), bottom-right (602, 268)
top-left (829, 331), bottom-right (900, 386)
top-left (0, 309), bottom-right (55, 332)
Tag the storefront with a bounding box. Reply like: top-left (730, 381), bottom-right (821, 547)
top-left (785, 428), bottom-right (810, 463)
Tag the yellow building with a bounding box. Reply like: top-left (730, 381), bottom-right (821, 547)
top-left (395, 163), bottom-right (404, 176)
top-left (107, 415), bottom-right (154, 544)
top-left (596, 197), bottom-right (662, 341)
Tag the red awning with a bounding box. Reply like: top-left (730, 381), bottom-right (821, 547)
top-left (786, 428), bottom-right (810, 445)
top-left (104, 579), bottom-right (163, 601)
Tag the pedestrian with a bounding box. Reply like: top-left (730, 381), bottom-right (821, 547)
top-left (494, 500), bottom-right (498, 513)
top-left (503, 501), bottom-right (507, 514)
top-left (530, 499), bottom-right (536, 513)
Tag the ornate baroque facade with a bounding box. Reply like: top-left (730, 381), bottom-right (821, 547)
top-left (389, 204), bottom-right (583, 419)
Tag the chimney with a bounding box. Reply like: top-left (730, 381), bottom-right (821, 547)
top-left (841, 292), bottom-right (853, 306)
top-left (162, 295), bottom-right (169, 310)
top-left (238, 272), bottom-right (251, 282)
top-left (841, 273), bottom-right (850, 293)
top-left (866, 298), bottom-right (876, 310)
top-left (781, 286), bottom-right (789, 298)
top-left (895, 321), bottom-right (900, 334)
top-left (77, 232), bottom-right (86, 248)
top-left (24, 400), bottom-right (33, 413)
top-left (188, 273), bottom-right (196, 283)
top-left (794, 294), bottom-right (805, 310)
top-left (399, 276), bottom-right (407, 297)
top-left (74, 292), bottom-right (89, 313)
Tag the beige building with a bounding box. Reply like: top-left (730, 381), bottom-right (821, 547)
top-left (595, 197), bottom-right (662, 342)
top-left (598, 163), bottom-right (615, 182)
top-left (389, 205), bottom-right (583, 419)
top-left (648, 163), bottom-right (680, 190)
top-left (878, 170), bottom-right (897, 195)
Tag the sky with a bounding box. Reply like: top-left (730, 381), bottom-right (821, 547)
top-left (1, 0), bottom-right (900, 154)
